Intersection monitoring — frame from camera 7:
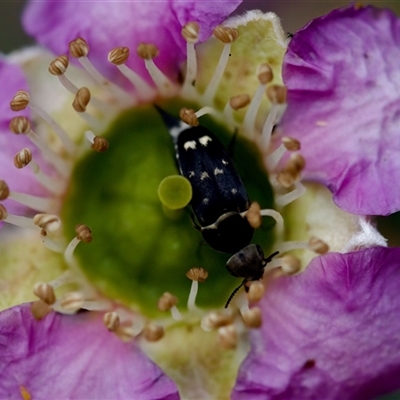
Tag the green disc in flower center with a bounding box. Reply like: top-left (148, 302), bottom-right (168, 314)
top-left (62, 106), bottom-right (275, 317)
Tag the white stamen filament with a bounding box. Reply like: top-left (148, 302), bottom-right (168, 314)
top-left (266, 143), bottom-right (287, 171)
top-left (195, 106), bottom-right (220, 120)
top-left (201, 43), bottom-right (232, 104)
top-left (75, 109), bottom-right (103, 132)
top-left (81, 299), bottom-right (112, 311)
top-left (28, 159), bottom-right (65, 194)
top-left (64, 237), bottom-right (81, 265)
top-left (278, 241), bottom-right (309, 253)
top-left (261, 104), bottom-right (279, 149)
top-left (144, 59), bottom-right (175, 98)
top-left (78, 56), bottom-right (131, 102)
top-left (182, 42), bottom-right (197, 97)
top-left (116, 64), bottom-right (155, 98)
top-left (187, 280), bottom-right (200, 313)
top-left (170, 305), bottom-right (183, 321)
top-left (26, 129), bottom-right (71, 177)
top-left (222, 102), bottom-right (237, 130)
top-left (41, 235), bottom-right (65, 253)
top-left (8, 191), bottom-right (55, 213)
top-left (275, 182), bottom-right (307, 207)
top-left (48, 270), bottom-right (74, 289)
top-left (3, 213), bottom-right (37, 230)
top-left (29, 102), bottom-right (76, 155)
top-left (242, 84), bottom-right (266, 138)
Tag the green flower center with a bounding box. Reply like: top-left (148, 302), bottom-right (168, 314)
top-left (62, 104), bottom-right (275, 317)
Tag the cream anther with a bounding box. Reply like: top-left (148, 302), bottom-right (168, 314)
top-left (30, 300), bottom-right (52, 320)
top-left (217, 325), bottom-right (237, 349)
top-left (246, 202), bottom-right (262, 229)
top-left (75, 224), bottom-right (92, 243)
top-left (137, 43), bottom-right (159, 60)
top-left (14, 148), bottom-right (32, 168)
top-left (48, 55), bottom-right (69, 75)
top-left (158, 292), bottom-right (178, 312)
top-left (108, 47), bottom-right (130, 65)
top-left (186, 267), bottom-right (208, 282)
top-left (282, 136), bottom-right (301, 151)
top-left (10, 90), bottom-right (30, 111)
top-left (182, 22), bottom-right (200, 43)
top-left (72, 87), bottom-right (91, 112)
top-left (91, 136), bottom-right (109, 152)
top-left (257, 63), bottom-right (273, 85)
top-left (242, 307), bottom-right (262, 328)
top-left (280, 254), bottom-right (301, 275)
top-left (0, 180), bottom-right (10, 200)
top-left (247, 281), bottom-right (265, 302)
top-left (143, 322), bottom-right (165, 342)
top-left (0, 204), bottom-right (8, 220)
top-left (308, 236), bottom-right (329, 254)
top-left (33, 213), bottom-right (61, 233)
top-left (69, 37), bottom-right (89, 58)
top-left (103, 311), bottom-right (121, 331)
top-left (267, 84), bottom-right (287, 104)
top-left (33, 282), bottom-right (56, 305)
top-left (213, 26), bottom-right (239, 43)
top-left (9, 116), bottom-right (31, 134)
top-left (229, 94), bottom-right (251, 111)
top-left (60, 291), bottom-right (85, 311)
top-left (179, 108), bottom-right (199, 126)
top-left (201, 312), bottom-right (233, 331)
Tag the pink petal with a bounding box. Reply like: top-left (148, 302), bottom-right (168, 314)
top-left (233, 247), bottom-right (400, 399)
top-left (0, 304), bottom-right (179, 399)
top-left (22, 0), bottom-right (242, 84)
top-left (279, 6), bottom-right (400, 215)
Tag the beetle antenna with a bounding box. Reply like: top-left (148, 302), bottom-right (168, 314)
top-left (264, 250), bottom-right (279, 263)
top-left (225, 279), bottom-right (246, 308)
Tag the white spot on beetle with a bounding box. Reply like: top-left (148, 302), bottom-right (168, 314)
top-left (199, 136), bottom-right (212, 146)
top-left (222, 159), bottom-right (229, 165)
top-left (188, 171), bottom-right (195, 178)
top-left (214, 168), bottom-right (224, 175)
top-left (231, 188), bottom-right (237, 194)
top-left (200, 172), bottom-right (210, 180)
top-left (184, 140), bottom-right (197, 150)
top-left (203, 198), bottom-right (209, 204)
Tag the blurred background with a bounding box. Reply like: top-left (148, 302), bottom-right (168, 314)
top-left (1, 0), bottom-right (400, 53)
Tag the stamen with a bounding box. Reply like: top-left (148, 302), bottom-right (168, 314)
top-left (242, 64), bottom-right (273, 138)
top-left (108, 47), bottom-right (155, 97)
top-left (103, 311), bottom-right (120, 331)
top-left (267, 137), bottom-right (303, 172)
top-left (72, 87), bottom-right (102, 130)
top-left (186, 267), bottom-right (208, 312)
top-left (33, 213), bottom-right (61, 234)
top-left (14, 149), bottom-right (65, 194)
top-left (242, 207), bottom-right (284, 238)
top-left (33, 282), bottom-right (56, 305)
top-left (279, 254), bottom-right (302, 275)
top-left (10, 90), bottom-right (77, 155)
top-left (30, 300), bottom-right (52, 320)
top-left (64, 224), bottom-right (92, 264)
top-left (275, 181), bottom-right (307, 207)
top-left (277, 237), bottom-right (328, 254)
top-left (137, 43), bottom-right (175, 97)
top-left (246, 281), bottom-right (265, 303)
top-left (246, 202), bottom-right (262, 229)
top-left (223, 94), bottom-right (251, 128)
top-left (48, 270), bottom-right (74, 289)
top-left (158, 292), bottom-right (182, 321)
top-left (194, 106), bottom-right (220, 120)
top-left (241, 306), bottom-right (262, 328)
top-left (84, 130), bottom-right (109, 152)
top-left (0, 204), bottom-right (37, 229)
top-left (217, 324), bottom-right (237, 349)
top-left (9, 116), bottom-right (71, 177)
top-left (179, 108), bottom-right (199, 126)
top-left (69, 38), bottom-right (130, 102)
top-left (201, 311), bottom-right (233, 331)
top-left (181, 22), bottom-right (200, 96)
top-left (143, 322), bottom-right (165, 342)
top-left (0, 180), bottom-right (56, 213)
top-left (201, 26), bottom-right (239, 104)
top-left (59, 291), bottom-right (84, 312)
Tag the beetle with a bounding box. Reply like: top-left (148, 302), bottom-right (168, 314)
top-left (156, 107), bottom-right (279, 305)
top-left (224, 244), bottom-right (279, 308)
top-left (156, 106), bottom-right (254, 254)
